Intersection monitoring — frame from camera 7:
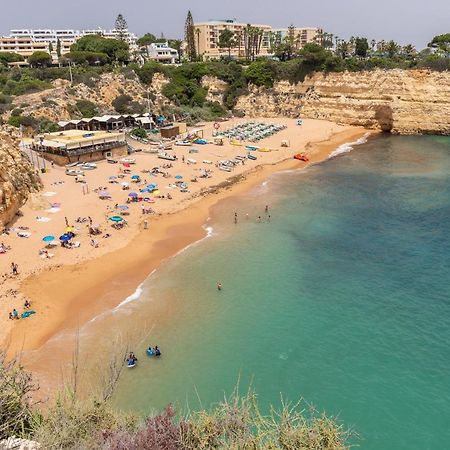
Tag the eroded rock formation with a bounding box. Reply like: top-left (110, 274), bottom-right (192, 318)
top-left (0, 126), bottom-right (42, 229)
top-left (234, 69), bottom-right (450, 135)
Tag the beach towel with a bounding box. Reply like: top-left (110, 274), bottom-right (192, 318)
top-left (17, 231), bottom-right (31, 238)
top-left (36, 216), bottom-right (51, 222)
top-left (42, 192), bottom-right (57, 197)
top-left (21, 310), bottom-right (36, 319)
top-left (46, 208), bottom-right (61, 213)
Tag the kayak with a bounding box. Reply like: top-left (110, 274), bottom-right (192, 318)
top-left (245, 145), bottom-right (259, 151)
top-left (127, 361), bottom-right (137, 368)
top-left (294, 153), bottom-right (309, 161)
top-left (247, 154), bottom-right (257, 160)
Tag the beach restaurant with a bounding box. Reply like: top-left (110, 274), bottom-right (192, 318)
top-left (58, 114), bottom-right (155, 132)
top-left (32, 129), bottom-right (128, 165)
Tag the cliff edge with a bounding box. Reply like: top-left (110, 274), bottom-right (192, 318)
top-left (0, 126), bottom-right (42, 229)
top-left (235, 69), bottom-right (450, 135)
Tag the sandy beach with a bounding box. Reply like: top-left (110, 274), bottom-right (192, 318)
top-left (0, 118), bottom-right (370, 361)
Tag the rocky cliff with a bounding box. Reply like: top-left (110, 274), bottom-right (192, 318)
top-left (234, 69), bottom-right (450, 135)
top-left (0, 126), bottom-right (42, 228)
top-left (10, 72), bottom-right (171, 122)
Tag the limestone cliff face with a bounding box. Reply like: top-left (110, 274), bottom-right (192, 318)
top-left (234, 69), bottom-right (450, 135)
top-left (201, 76), bottom-right (229, 104)
top-left (0, 126), bottom-right (42, 228)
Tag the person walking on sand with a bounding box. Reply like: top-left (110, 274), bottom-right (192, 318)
top-left (258, 216), bottom-right (261, 223)
top-left (267, 215), bottom-right (271, 222)
top-left (11, 262), bottom-right (18, 275)
top-left (265, 205), bottom-right (269, 214)
top-left (234, 212), bottom-right (238, 224)
top-left (144, 219), bottom-right (148, 230)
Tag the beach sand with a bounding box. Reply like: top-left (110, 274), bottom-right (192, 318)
top-left (0, 118), bottom-right (370, 366)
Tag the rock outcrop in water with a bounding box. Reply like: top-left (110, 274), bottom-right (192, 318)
top-left (0, 126), bottom-right (42, 229)
top-left (233, 69), bottom-right (450, 135)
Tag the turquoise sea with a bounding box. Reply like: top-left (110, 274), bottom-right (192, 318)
top-left (89, 134), bottom-right (450, 449)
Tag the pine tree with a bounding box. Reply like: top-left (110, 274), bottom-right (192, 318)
top-left (115, 14), bottom-right (128, 41)
top-left (184, 10), bottom-right (196, 61)
top-left (56, 38), bottom-right (61, 58)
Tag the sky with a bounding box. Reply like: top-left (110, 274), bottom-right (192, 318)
top-left (0, 0), bottom-right (449, 49)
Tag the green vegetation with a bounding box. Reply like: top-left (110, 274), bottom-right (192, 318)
top-left (0, 353), bottom-right (351, 449)
top-left (7, 113), bottom-right (58, 132)
top-left (75, 99), bottom-right (99, 118)
top-left (27, 51), bottom-right (52, 68)
top-left (112, 94), bottom-right (144, 114)
top-left (70, 35), bottom-right (130, 64)
top-left (130, 127), bottom-right (148, 139)
top-left (0, 52), bottom-right (24, 66)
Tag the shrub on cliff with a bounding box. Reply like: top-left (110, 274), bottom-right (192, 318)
top-left (112, 94), bottom-right (144, 114)
top-left (76, 99), bottom-right (99, 118)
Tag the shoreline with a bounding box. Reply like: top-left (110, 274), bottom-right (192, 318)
top-left (5, 126), bottom-right (372, 362)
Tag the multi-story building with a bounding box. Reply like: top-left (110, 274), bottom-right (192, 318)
top-left (194, 20), bottom-right (272, 59)
top-left (194, 20), bottom-right (322, 59)
top-left (271, 27), bottom-right (323, 48)
top-left (0, 28), bottom-right (138, 61)
top-left (146, 42), bottom-right (179, 64)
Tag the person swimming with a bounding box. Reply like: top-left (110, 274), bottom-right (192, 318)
top-left (217, 282), bottom-right (223, 291)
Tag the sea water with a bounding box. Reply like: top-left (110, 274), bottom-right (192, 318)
top-left (105, 134), bottom-right (450, 449)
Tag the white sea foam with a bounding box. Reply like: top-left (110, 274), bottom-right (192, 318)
top-left (115, 283), bottom-right (144, 309)
top-left (328, 133), bottom-right (370, 159)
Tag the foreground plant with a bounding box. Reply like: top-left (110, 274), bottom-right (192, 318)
top-left (0, 352), bottom-right (352, 449)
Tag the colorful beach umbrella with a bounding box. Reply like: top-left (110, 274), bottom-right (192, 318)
top-left (59, 234), bottom-right (72, 242)
top-left (109, 216), bottom-right (123, 222)
top-left (131, 175), bottom-right (140, 180)
top-left (42, 235), bottom-right (55, 242)
top-left (128, 192), bottom-right (138, 197)
top-left (175, 175), bottom-right (183, 179)
top-left (109, 176), bottom-right (117, 180)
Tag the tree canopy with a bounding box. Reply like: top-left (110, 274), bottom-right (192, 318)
top-left (0, 52), bottom-right (24, 65)
top-left (429, 33), bottom-right (450, 52)
top-left (28, 51), bottom-right (52, 67)
top-left (137, 33), bottom-right (157, 47)
top-left (71, 35), bottom-right (129, 63)
top-left (218, 29), bottom-right (236, 58)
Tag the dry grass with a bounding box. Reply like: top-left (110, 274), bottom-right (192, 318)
top-left (1, 351), bottom-right (353, 449)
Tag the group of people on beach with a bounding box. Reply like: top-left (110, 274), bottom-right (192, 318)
top-left (8, 299), bottom-right (31, 320)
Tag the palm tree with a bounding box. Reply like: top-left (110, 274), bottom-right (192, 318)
top-left (195, 28), bottom-right (201, 60)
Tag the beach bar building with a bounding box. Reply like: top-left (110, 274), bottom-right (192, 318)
top-left (58, 114), bottom-right (154, 132)
top-left (32, 130), bottom-right (128, 165)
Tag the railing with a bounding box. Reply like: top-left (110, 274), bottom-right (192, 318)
top-left (32, 141), bottom-right (126, 158)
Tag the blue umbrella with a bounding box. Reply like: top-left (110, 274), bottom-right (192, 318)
top-left (109, 216), bottom-right (123, 222)
top-left (175, 175), bottom-right (183, 180)
top-left (147, 184), bottom-right (157, 189)
top-left (128, 192), bottom-right (138, 197)
top-left (42, 235), bottom-right (55, 242)
top-left (59, 234), bottom-right (72, 242)
top-left (131, 175), bottom-right (140, 180)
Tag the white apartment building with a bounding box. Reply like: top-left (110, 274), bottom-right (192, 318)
top-left (146, 42), bottom-right (179, 64)
top-left (0, 28), bottom-right (138, 61)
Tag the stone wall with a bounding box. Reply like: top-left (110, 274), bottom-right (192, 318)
top-left (0, 126), bottom-right (42, 229)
